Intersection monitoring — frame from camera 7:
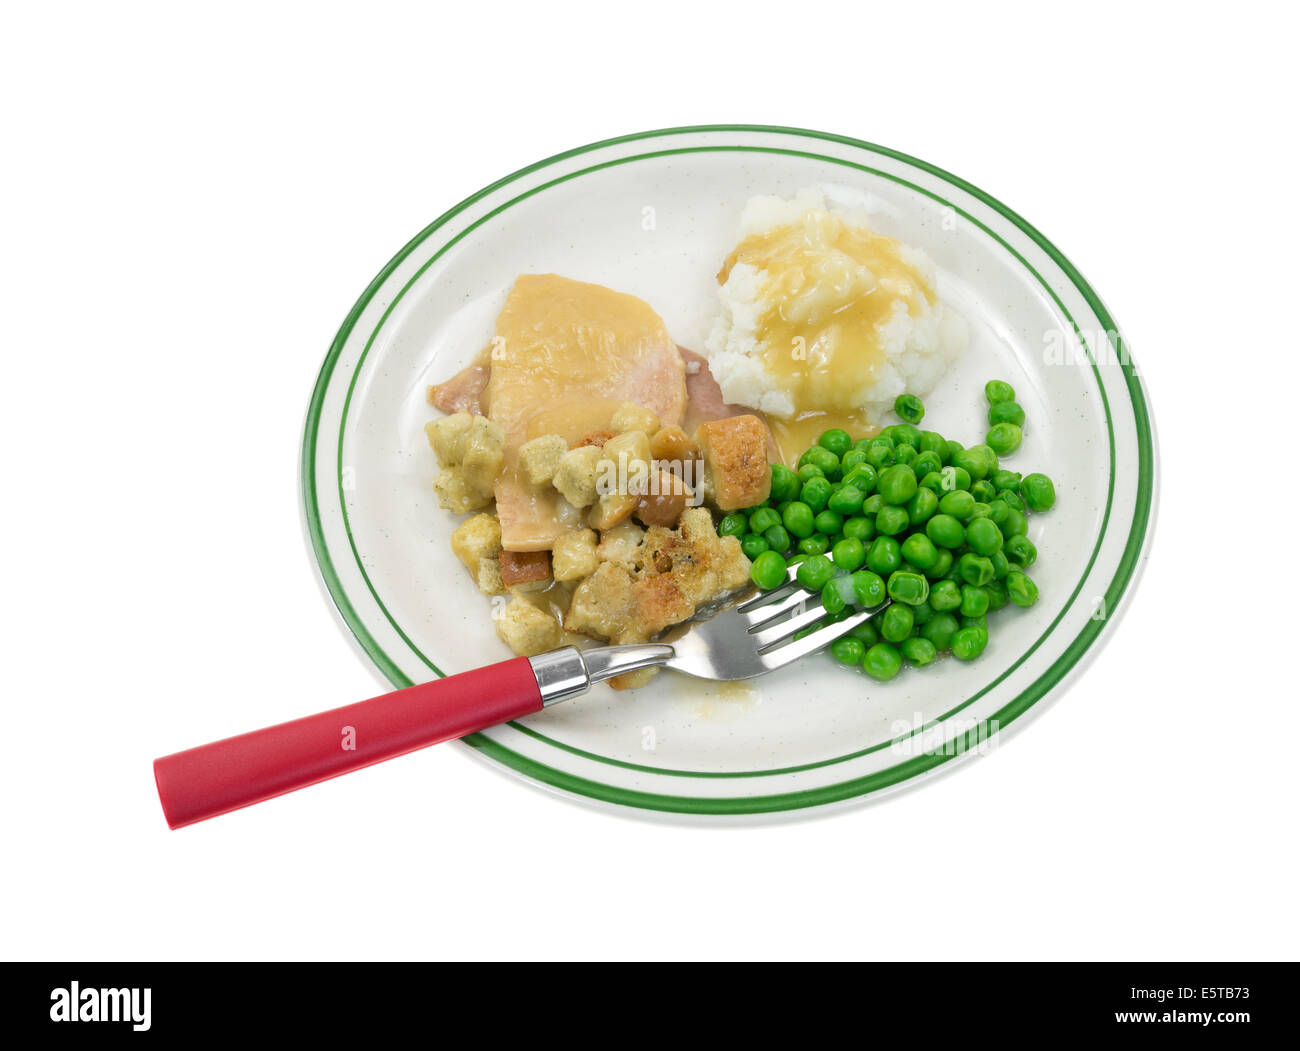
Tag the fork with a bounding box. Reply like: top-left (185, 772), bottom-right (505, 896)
top-left (153, 563), bottom-right (888, 828)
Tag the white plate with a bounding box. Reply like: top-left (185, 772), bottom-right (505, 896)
top-left (301, 126), bottom-right (1158, 818)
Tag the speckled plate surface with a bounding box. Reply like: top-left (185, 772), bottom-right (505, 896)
top-left (301, 125), bottom-right (1157, 819)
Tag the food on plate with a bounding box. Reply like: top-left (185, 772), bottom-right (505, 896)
top-left (423, 193), bottom-right (1045, 690)
top-left (426, 274), bottom-right (767, 688)
top-left (704, 188), bottom-right (967, 463)
top-left (738, 383), bottom-right (1054, 681)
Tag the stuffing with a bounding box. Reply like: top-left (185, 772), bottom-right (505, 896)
top-left (433, 468), bottom-right (491, 513)
top-left (450, 514), bottom-right (502, 572)
top-left (551, 528), bottom-right (601, 582)
top-left (494, 596), bottom-right (565, 656)
top-left (517, 433), bottom-right (568, 486)
top-left (552, 445), bottom-right (603, 508)
top-left (695, 414), bottom-right (771, 511)
top-left (564, 562), bottom-right (639, 642)
top-left (596, 521), bottom-right (645, 564)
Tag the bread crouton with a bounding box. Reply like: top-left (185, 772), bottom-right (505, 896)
top-left (494, 597), bottom-right (563, 656)
top-left (551, 529), bottom-right (600, 582)
top-left (517, 433), bottom-right (568, 486)
top-left (552, 445), bottom-right (603, 508)
top-left (695, 414), bottom-right (771, 511)
top-left (564, 562), bottom-right (638, 642)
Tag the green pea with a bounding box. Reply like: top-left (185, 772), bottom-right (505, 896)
top-left (1004, 534), bottom-right (1037, 567)
top-left (875, 505), bottom-right (909, 536)
top-left (989, 549), bottom-right (1010, 580)
top-left (906, 486), bottom-right (939, 525)
top-left (798, 534), bottom-right (830, 555)
top-left (944, 439), bottom-right (965, 463)
top-left (862, 493), bottom-right (885, 515)
top-left (918, 430), bottom-right (947, 460)
top-left (930, 579), bottom-right (962, 612)
top-left (970, 479), bottom-right (997, 503)
top-left (987, 499), bottom-right (1010, 528)
top-left (888, 571), bottom-right (930, 606)
top-left (840, 449), bottom-right (868, 473)
top-left (749, 550), bottom-right (787, 590)
top-left (988, 400), bottom-right (1026, 428)
top-left (925, 548), bottom-right (954, 580)
top-left (1001, 489), bottom-right (1025, 513)
top-left (865, 536), bottom-right (902, 576)
top-left (969, 501), bottom-right (992, 520)
top-left (822, 579), bottom-right (847, 617)
top-left (796, 554), bottom-right (836, 592)
top-left (813, 509), bottom-right (844, 535)
top-left (922, 612), bottom-right (960, 651)
top-left (828, 484), bottom-right (865, 516)
top-left (797, 463), bottom-right (825, 483)
top-left (782, 501), bottom-right (815, 539)
top-left (800, 477), bottom-right (832, 513)
top-left (910, 599), bottom-right (933, 625)
top-left (985, 379), bottom-right (1016, 405)
top-left (851, 570), bottom-right (887, 608)
top-left (985, 579), bottom-right (1009, 610)
top-left (1020, 473), bottom-right (1057, 512)
top-left (862, 642), bottom-right (903, 681)
top-left (848, 620), bottom-right (879, 646)
top-left (958, 553), bottom-right (995, 587)
top-left (911, 450), bottom-right (943, 478)
top-left (880, 603), bottom-right (915, 643)
top-left (763, 524), bottom-right (791, 554)
top-left (893, 444), bottom-right (918, 467)
top-left (986, 422), bottom-right (1023, 456)
top-left (901, 532), bottom-right (940, 571)
top-left (926, 513), bottom-right (965, 549)
top-left (1002, 507), bottom-right (1028, 537)
top-left (864, 438), bottom-right (894, 469)
top-left (769, 464), bottom-right (800, 503)
top-left (920, 470), bottom-right (945, 493)
top-left (830, 635), bottom-right (866, 667)
top-left (960, 584), bottom-right (990, 618)
top-left (938, 490), bottom-right (976, 521)
top-left (818, 428), bottom-right (853, 457)
top-left (901, 636), bottom-right (938, 667)
top-left (951, 627), bottom-right (988, 661)
top-left (748, 507), bottom-right (781, 534)
top-left (942, 465), bottom-right (972, 492)
top-left (718, 512), bottom-right (747, 537)
top-left (965, 516), bottom-right (1004, 556)
top-left (805, 446), bottom-right (841, 479)
top-left (961, 614), bottom-right (988, 632)
top-left (894, 423), bottom-right (924, 448)
top-left (1006, 570), bottom-right (1040, 607)
top-left (832, 537), bottom-right (866, 572)
top-left (842, 516), bottom-right (875, 542)
top-left (894, 393), bottom-right (925, 424)
top-left (992, 469), bottom-right (1022, 492)
top-left (740, 534), bottom-right (770, 559)
top-left (878, 464), bottom-right (918, 505)
top-left (840, 465), bottom-right (876, 494)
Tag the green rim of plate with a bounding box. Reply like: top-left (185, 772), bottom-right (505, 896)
top-left (301, 124), bottom-right (1156, 815)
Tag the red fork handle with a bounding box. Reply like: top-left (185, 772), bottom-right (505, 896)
top-left (153, 656), bottom-right (542, 829)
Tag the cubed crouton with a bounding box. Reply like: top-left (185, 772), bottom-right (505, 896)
top-left (494, 597), bottom-right (563, 656)
top-left (460, 415), bottom-right (506, 497)
top-left (588, 491), bottom-right (638, 530)
top-left (564, 562), bottom-right (638, 641)
top-left (695, 414), bottom-right (772, 511)
top-left (475, 557), bottom-right (505, 595)
top-left (450, 513), bottom-right (502, 572)
top-left (500, 549), bottom-right (551, 587)
top-left (609, 402), bottom-right (661, 436)
top-left (424, 412), bottom-right (474, 468)
top-left (551, 528), bottom-right (601, 582)
top-left (517, 433), bottom-right (568, 486)
top-left (433, 468), bottom-right (491, 513)
top-left (552, 445), bottom-right (603, 508)
top-left (597, 521), bottom-right (645, 565)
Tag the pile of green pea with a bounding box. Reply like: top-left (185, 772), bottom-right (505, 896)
top-left (719, 380), bottom-right (1056, 682)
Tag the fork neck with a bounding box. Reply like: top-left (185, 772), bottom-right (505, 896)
top-left (529, 645), bottom-right (675, 706)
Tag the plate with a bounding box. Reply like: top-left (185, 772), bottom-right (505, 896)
top-left (301, 125), bottom-right (1157, 818)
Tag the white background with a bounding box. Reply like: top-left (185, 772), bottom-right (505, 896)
top-left (3, 1), bottom-right (1296, 962)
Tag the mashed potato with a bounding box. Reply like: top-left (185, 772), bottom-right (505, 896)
top-left (704, 188), bottom-right (966, 427)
